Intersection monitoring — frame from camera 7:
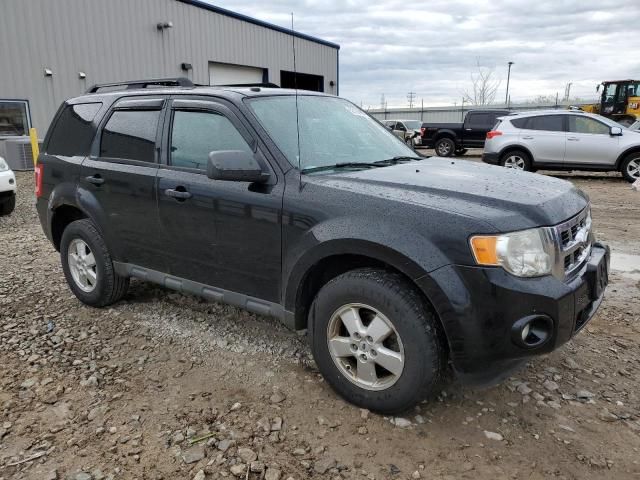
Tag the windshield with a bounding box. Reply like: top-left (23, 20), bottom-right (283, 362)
top-left (247, 95), bottom-right (414, 171)
top-left (403, 120), bottom-right (422, 129)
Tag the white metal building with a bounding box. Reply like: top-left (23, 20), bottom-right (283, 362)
top-left (0, 0), bottom-right (340, 135)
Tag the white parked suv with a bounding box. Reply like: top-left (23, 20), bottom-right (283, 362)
top-left (482, 110), bottom-right (640, 182)
top-left (0, 156), bottom-right (17, 216)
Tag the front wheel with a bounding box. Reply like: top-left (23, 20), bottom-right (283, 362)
top-left (620, 153), bottom-right (640, 182)
top-left (60, 219), bottom-right (129, 307)
top-left (500, 149), bottom-right (532, 171)
top-left (309, 268), bottom-right (445, 414)
top-left (434, 138), bottom-right (455, 157)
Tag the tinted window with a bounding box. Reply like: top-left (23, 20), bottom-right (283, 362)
top-left (511, 118), bottom-right (528, 129)
top-left (170, 111), bottom-right (252, 170)
top-left (47, 103), bottom-right (101, 156)
top-left (568, 116), bottom-right (610, 135)
top-left (466, 113), bottom-right (492, 128)
top-left (525, 115), bottom-right (564, 132)
top-left (100, 110), bottom-right (160, 162)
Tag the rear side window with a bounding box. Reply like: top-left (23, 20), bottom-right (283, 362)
top-left (47, 103), bottom-right (102, 156)
top-left (100, 110), bottom-right (160, 162)
top-left (523, 115), bottom-right (564, 132)
top-left (170, 110), bottom-right (252, 170)
top-left (466, 113), bottom-right (492, 128)
top-left (511, 118), bottom-right (528, 129)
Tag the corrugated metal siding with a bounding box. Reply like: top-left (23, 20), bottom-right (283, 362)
top-left (0, 0), bottom-right (339, 132)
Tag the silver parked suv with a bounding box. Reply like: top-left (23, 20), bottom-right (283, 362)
top-left (483, 110), bottom-right (640, 182)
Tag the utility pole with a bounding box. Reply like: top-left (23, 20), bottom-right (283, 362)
top-left (407, 92), bottom-right (416, 108)
top-left (564, 82), bottom-right (573, 101)
top-left (505, 61), bottom-right (514, 106)
top-left (421, 98), bottom-right (424, 121)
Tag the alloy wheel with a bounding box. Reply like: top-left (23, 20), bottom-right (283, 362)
top-left (437, 142), bottom-right (451, 156)
top-left (67, 238), bottom-right (98, 293)
top-left (627, 158), bottom-right (640, 179)
top-left (504, 155), bottom-right (526, 170)
top-left (326, 303), bottom-right (405, 391)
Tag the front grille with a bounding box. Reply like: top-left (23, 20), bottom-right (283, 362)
top-left (552, 207), bottom-right (592, 279)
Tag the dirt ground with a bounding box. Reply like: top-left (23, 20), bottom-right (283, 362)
top-left (0, 166), bottom-right (638, 480)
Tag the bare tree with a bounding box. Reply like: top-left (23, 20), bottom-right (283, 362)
top-left (462, 61), bottom-right (501, 106)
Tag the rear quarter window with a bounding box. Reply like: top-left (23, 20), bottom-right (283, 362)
top-left (46, 103), bottom-right (102, 156)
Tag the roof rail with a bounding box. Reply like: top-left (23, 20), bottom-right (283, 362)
top-left (86, 77), bottom-right (194, 93)
top-left (214, 82), bottom-right (281, 89)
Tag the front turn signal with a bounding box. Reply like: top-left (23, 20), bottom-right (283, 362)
top-left (470, 236), bottom-right (499, 265)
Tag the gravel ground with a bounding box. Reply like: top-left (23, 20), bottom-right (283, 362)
top-left (0, 168), bottom-right (639, 480)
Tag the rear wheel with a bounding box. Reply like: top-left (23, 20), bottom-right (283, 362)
top-left (620, 153), bottom-right (640, 182)
top-left (60, 219), bottom-right (129, 307)
top-left (500, 149), bottom-right (532, 171)
top-left (435, 137), bottom-right (455, 157)
top-left (309, 268), bottom-right (445, 414)
top-left (0, 193), bottom-right (15, 216)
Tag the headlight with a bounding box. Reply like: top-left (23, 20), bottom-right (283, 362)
top-left (0, 157), bottom-right (8, 172)
top-left (470, 228), bottom-right (554, 277)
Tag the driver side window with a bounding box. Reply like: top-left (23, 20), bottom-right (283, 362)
top-left (568, 116), bottom-right (610, 135)
top-left (170, 110), bottom-right (252, 170)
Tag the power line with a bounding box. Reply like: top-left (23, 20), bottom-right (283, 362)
top-left (407, 92), bottom-right (416, 108)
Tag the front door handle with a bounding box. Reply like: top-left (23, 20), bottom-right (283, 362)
top-left (567, 137), bottom-right (580, 141)
top-left (86, 175), bottom-right (104, 186)
top-left (522, 136), bottom-right (534, 140)
top-left (164, 188), bottom-right (192, 200)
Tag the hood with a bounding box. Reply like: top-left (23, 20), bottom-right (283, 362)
top-left (312, 158), bottom-right (588, 232)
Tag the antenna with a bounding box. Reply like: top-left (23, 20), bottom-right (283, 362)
top-left (291, 13), bottom-right (302, 187)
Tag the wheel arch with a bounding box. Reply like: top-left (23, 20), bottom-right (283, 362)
top-left (615, 146), bottom-right (640, 169)
top-left (284, 240), bottom-right (443, 333)
top-left (498, 144), bottom-right (534, 165)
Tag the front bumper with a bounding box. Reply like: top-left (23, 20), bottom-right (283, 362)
top-left (417, 244), bottom-right (610, 385)
top-left (0, 170), bottom-right (16, 193)
top-left (482, 151), bottom-right (500, 165)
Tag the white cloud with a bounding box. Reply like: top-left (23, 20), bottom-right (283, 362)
top-left (205, 0), bottom-right (639, 108)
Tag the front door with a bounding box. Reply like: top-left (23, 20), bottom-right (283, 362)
top-left (564, 115), bottom-right (619, 166)
top-left (156, 98), bottom-right (283, 303)
top-left (81, 97), bottom-right (165, 271)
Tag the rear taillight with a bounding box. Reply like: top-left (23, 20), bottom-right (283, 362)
top-left (35, 163), bottom-right (43, 198)
top-left (420, 127), bottom-right (426, 136)
top-left (486, 130), bottom-right (503, 140)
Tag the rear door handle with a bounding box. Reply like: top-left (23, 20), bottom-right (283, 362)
top-left (86, 175), bottom-right (104, 185)
top-left (567, 137), bottom-right (579, 141)
top-left (164, 188), bottom-right (192, 200)
top-left (522, 136), bottom-right (534, 140)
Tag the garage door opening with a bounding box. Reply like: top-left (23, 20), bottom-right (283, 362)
top-left (280, 71), bottom-right (324, 92)
top-left (209, 62), bottom-right (267, 86)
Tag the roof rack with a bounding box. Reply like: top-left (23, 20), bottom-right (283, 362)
top-left (214, 82), bottom-right (280, 89)
top-left (86, 77), bottom-right (194, 93)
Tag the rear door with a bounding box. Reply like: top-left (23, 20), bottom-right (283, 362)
top-left (156, 97), bottom-right (283, 302)
top-left (517, 115), bottom-right (566, 164)
top-left (463, 112), bottom-right (493, 147)
top-left (564, 115), bottom-right (619, 166)
top-left (81, 97), bottom-right (165, 271)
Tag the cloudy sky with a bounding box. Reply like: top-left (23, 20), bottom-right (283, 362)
top-left (208, 0), bottom-right (639, 108)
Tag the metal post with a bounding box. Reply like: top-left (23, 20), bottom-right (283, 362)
top-left (505, 61), bottom-right (514, 107)
top-left (421, 98), bottom-right (424, 121)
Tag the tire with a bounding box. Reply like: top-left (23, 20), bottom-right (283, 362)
top-left (434, 137), bottom-right (455, 157)
top-left (60, 219), bottom-right (129, 307)
top-left (620, 153), bottom-right (640, 182)
top-left (500, 149), bottom-right (532, 171)
top-left (309, 268), bottom-right (446, 414)
top-left (455, 148), bottom-right (468, 156)
top-left (0, 193), bottom-right (16, 216)
top-left (405, 137), bottom-right (414, 147)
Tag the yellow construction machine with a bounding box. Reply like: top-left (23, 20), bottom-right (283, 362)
top-left (580, 79), bottom-right (640, 126)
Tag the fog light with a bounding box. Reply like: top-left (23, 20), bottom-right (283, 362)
top-left (511, 315), bottom-right (553, 348)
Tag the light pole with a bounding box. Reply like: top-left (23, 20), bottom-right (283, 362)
top-left (505, 61), bottom-right (514, 107)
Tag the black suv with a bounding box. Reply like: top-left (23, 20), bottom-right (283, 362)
top-left (36, 78), bottom-right (610, 414)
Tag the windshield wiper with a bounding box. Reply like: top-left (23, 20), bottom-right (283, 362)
top-left (373, 156), bottom-right (423, 165)
top-left (302, 162), bottom-right (386, 173)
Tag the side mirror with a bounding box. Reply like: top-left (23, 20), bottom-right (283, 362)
top-left (610, 126), bottom-right (623, 136)
top-left (207, 150), bottom-right (269, 183)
